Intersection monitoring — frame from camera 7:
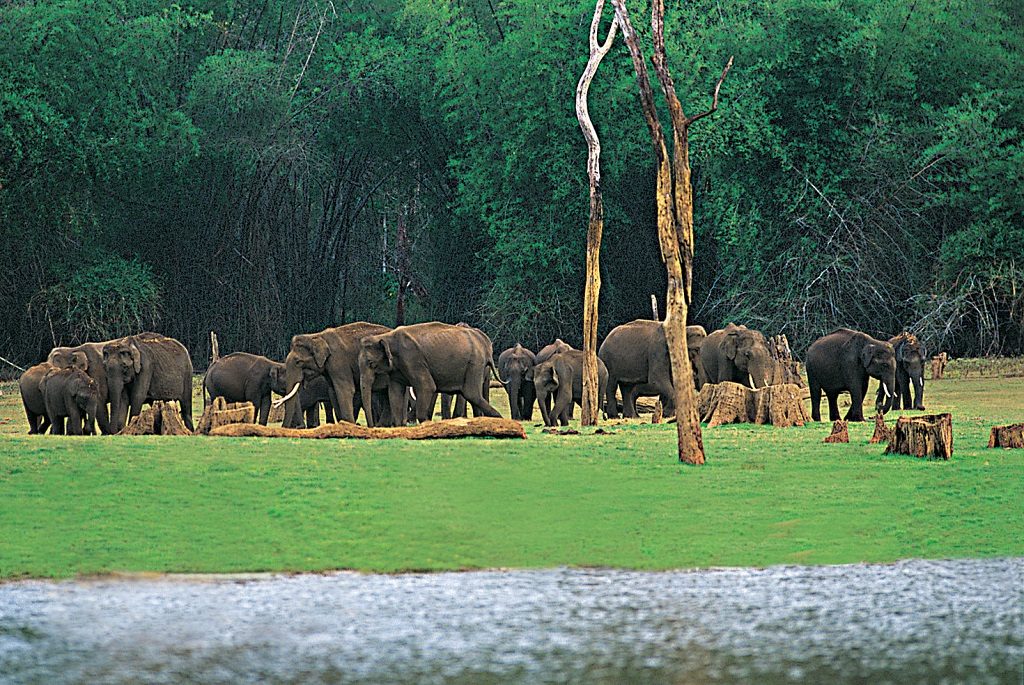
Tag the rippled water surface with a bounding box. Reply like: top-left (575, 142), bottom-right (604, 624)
top-left (1, 558), bottom-right (1021, 684)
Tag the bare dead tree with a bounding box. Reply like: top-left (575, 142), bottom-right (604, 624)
top-left (611, 0), bottom-right (732, 464)
top-left (576, 0), bottom-right (618, 427)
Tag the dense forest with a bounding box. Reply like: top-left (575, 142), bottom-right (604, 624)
top-left (2, 0), bottom-right (1022, 371)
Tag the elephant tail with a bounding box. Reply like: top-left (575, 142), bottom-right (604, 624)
top-left (488, 360), bottom-right (508, 385)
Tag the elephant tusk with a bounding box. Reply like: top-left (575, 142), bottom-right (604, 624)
top-left (272, 383), bottom-right (301, 408)
top-left (882, 382), bottom-right (891, 398)
top-left (409, 388), bottom-right (417, 401)
top-left (748, 373), bottom-right (755, 388)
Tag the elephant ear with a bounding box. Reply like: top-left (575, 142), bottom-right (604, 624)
top-left (723, 332), bottom-right (740, 360)
top-left (309, 337), bottom-right (330, 368)
top-left (130, 343), bottom-right (142, 374)
top-left (71, 350), bottom-right (89, 372)
top-left (860, 344), bottom-right (875, 369)
top-left (551, 364), bottom-right (560, 388)
top-left (381, 337), bottom-right (395, 369)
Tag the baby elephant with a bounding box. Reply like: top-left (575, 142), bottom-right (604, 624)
top-left (531, 349), bottom-right (608, 427)
top-left (19, 362), bottom-right (56, 434)
top-left (41, 367), bottom-right (100, 435)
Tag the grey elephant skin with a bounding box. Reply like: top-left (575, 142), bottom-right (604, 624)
top-left (498, 343), bottom-right (536, 421)
top-left (48, 339), bottom-right (121, 434)
top-left (439, 323), bottom-right (496, 421)
top-left (806, 328), bottom-right (896, 422)
top-left (204, 352), bottom-right (336, 427)
top-left (698, 324), bottom-right (774, 389)
top-left (886, 332), bottom-right (926, 410)
top-left (599, 320), bottom-right (706, 419)
top-left (19, 362), bottom-right (55, 434)
top-left (532, 339), bottom-right (574, 424)
top-left (533, 349), bottom-right (608, 427)
top-left (103, 333), bottom-right (194, 433)
top-left (40, 367), bottom-right (100, 435)
top-left (281, 322), bottom-right (391, 428)
top-left (358, 322), bottom-right (502, 427)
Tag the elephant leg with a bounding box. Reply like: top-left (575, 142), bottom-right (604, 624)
top-left (809, 379), bottom-right (822, 422)
top-left (826, 391), bottom-right (840, 422)
top-left (51, 416), bottom-right (66, 435)
top-left (462, 381), bottom-right (501, 419)
top-left (522, 384), bottom-right (535, 421)
top-left (552, 387), bottom-right (572, 427)
top-left (413, 381), bottom-right (438, 423)
top-left (324, 399), bottom-right (336, 423)
top-left (330, 377), bottom-right (356, 424)
top-left (604, 375), bottom-right (619, 419)
top-left (257, 394), bottom-right (271, 426)
top-left (507, 385), bottom-right (520, 420)
top-left (845, 383), bottom-right (866, 422)
top-left (25, 408), bottom-right (40, 434)
top-left (456, 394), bottom-right (469, 418)
top-left (96, 397), bottom-right (111, 435)
top-left (388, 381), bottom-right (409, 426)
top-left (621, 384), bottom-right (639, 418)
top-left (440, 393), bottom-right (453, 420)
top-left (66, 405), bottom-right (83, 435)
top-left (305, 404), bottom-right (320, 428)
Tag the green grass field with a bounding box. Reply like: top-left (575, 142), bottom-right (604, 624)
top-left (1, 372), bottom-right (1022, 579)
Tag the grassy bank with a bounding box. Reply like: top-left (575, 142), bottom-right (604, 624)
top-left (0, 376), bottom-right (1021, 578)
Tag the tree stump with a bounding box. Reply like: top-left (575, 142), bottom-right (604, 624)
top-left (697, 382), bottom-right (809, 428)
top-left (196, 397), bottom-right (256, 435)
top-left (268, 404), bottom-right (285, 424)
top-left (885, 413), bottom-right (953, 460)
top-left (931, 353), bottom-right (948, 380)
top-left (868, 413), bottom-right (894, 444)
top-left (651, 401), bottom-right (663, 424)
top-left (121, 401), bottom-right (193, 436)
top-left (823, 420), bottom-right (849, 443)
top-left (987, 423), bottom-right (1024, 448)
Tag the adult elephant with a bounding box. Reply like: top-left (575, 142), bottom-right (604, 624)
top-left (277, 322), bottom-right (391, 428)
top-left (40, 367), bottom-right (100, 435)
top-left (880, 332), bottom-right (927, 411)
top-left (806, 328), bottom-right (896, 422)
top-left (103, 333), bottom-right (194, 433)
top-left (48, 338), bottom-right (120, 434)
top-left (19, 362), bottom-right (55, 434)
top-left (599, 320), bottom-right (708, 419)
top-left (358, 322), bottom-right (502, 427)
top-left (532, 349), bottom-right (608, 427)
top-left (698, 324), bottom-right (774, 389)
top-left (498, 343), bottom-right (536, 421)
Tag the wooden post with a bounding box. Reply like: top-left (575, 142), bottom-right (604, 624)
top-left (210, 331), bottom-right (219, 365)
top-left (650, 294), bottom-right (659, 320)
top-left (611, 0), bottom-right (731, 464)
top-left (576, 0), bottom-right (617, 427)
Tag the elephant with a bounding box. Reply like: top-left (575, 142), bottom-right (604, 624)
top-left (498, 343), bottom-right (536, 420)
top-left (48, 338), bottom-right (120, 434)
top-left (532, 349), bottom-right (608, 427)
top-left (439, 323), bottom-right (494, 420)
top-left (277, 321), bottom-right (391, 428)
top-left (103, 332), bottom-right (194, 433)
top-left (599, 320), bottom-right (707, 419)
top-left (358, 322), bottom-right (502, 427)
top-left (19, 362), bottom-right (55, 434)
top-left (698, 324), bottom-right (774, 389)
top-left (40, 367), bottom-right (100, 435)
top-left (531, 339), bottom-right (574, 424)
top-left (204, 352), bottom-right (336, 426)
top-left (877, 332), bottom-right (926, 411)
top-left (806, 328), bottom-right (897, 422)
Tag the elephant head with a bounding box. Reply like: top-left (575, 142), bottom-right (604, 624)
top-left (68, 370), bottom-right (100, 435)
top-left (864, 342), bottom-right (898, 414)
top-left (103, 339), bottom-right (142, 432)
top-left (48, 347), bottom-right (90, 372)
top-left (894, 332), bottom-right (926, 408)
top-left (357, 333), bottom-right (395, 428)
top-left (723, 325), bottom-right (773, 388)
top-left (532, 359), bottom-right (560, 402)
top-left (278, 335), bottom-right (331, 428)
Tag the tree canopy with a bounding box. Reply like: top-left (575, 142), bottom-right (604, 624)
top-left (2, 0), bottom-right (1021, 368)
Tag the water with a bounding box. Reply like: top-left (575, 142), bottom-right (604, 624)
top-left (1, 558), bottom-right (1021, 684)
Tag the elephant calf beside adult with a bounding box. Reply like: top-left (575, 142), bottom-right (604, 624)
top-left (358, 322), bottom-right (502, 427)
top-left (498, 343), bottom-right (536, 421)
top-left (48, 338), bottom-right (121, 434)
top-left (532, 349), bottom-right (608, 427)
top-left (806, 328), bottom-right (896, 422)
top-left (103, 332), bottom-right (195, 433)
top-left (40, 367), bottom-right (100, 435)
top-left (600, 320), bottom-right (707, 419)
top-left (19, 362), bottom-right (56, 434)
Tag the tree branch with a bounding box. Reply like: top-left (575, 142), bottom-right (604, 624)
top-left (686, 55), bottom-right (734, 126)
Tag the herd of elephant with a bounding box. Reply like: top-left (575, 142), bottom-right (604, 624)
top-left (17, 319), bottom-right (929, 435)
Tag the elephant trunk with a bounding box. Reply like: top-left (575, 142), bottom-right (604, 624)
top-left (360, 368), bottom-right (377, 428)
top-left (913, 373), bottom-right (925, 409)
top-left (748, 355), bottom-right (773, 389)
top-left (876, 370), bottom-right (896, 415)
top-left (281, 358), bottom-right (305, 428)
top-left (507, 375), bottom-right (522, 420)
top-left (106, 372), bottom-right (125, 433)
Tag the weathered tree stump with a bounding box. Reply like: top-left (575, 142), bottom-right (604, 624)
top-left (697, 382), bottom-right (809, 428)
top-left (931, 353), bottom-right (948, 380)
top-left (651, 401), bottom-right (663, 424)
top-left (121, 401), bottom-right (193, 436)
top-left (868, 413), bottom-right (894, 444)
top-left (268, 404), bottom-right (285, 423)
top-left (885, 413), bottom-right (953, 460)
top-left (196, 397), bottom-right (256, 435)
top-left (209, 416), bottom-right (526, 440)
top-left (987, 423), bottom-right (1024, 448)
top-left (823, 420), bottom-right (849, 443)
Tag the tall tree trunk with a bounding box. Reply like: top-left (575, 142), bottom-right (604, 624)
top-left (395, 206), bottom-right (408, 327)
top-left (611, 0), bottom-right (732, 464)
top-left (576, 0), bottom-right (617, 427)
